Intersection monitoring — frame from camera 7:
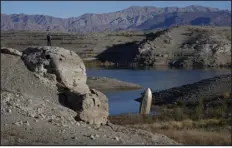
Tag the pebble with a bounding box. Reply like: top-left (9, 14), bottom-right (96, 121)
top-left (24, 121), bottom-right (30, 126)
top-left (62, 124), bottom-right (68, 127)
top-left (14, 121), bottom-right (23, 126)
top-left (95, 134), bottom-right (100, 138)
top-left (71, 136), bottom-right (77, 140)
top-left (6, 109), bottom-right (12, 113)
top-left (37, 108), bottom-right (43, 113)
top-left (41, 114), bottom-right (46, 119)
top-left (76, 122), bottom-right (80, 126)
top-left (15, 104), bottom-right (21, 109)
top-left (51, 115), bottom-right (56, 119)
top-left (114, 137), bottom-right (120, 141)
top-left (28, 99), bottom-right (32, 104)
top-left (89, 135), bottom-right (95, 140)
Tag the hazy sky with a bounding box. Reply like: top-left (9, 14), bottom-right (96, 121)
top-left (1, 1), bottom-right (231, 18)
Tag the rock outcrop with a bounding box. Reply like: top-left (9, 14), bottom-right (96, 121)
top-left (139, 88), bottom-right (152, 114)
top-left (7, 46), bottom-right (109, 126)
top-left (134, 26), bottom-right (231, 67)
top-left (1, 47), bottom-right (22, 56)
top-left (134, 29), bottom-right (172, 66)
top-left (21, 46), bottom-right (89, 94)
top-left (1, 46), bottom-right (179, 145)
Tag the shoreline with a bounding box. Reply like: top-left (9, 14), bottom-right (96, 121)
top-left (87, 76), bottom-right (142, 91)
top-left (135, 74), bottom-right (231, 106)
top-left (85, 60), bottom-right (232, 71)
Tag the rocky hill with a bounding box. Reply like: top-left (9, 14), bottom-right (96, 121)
top-left (98, 26), bottom-right (231, 68)
top-left (1, 46), bottom-right (179, 145)
top-left (1, 5), bottom-right (231, 33)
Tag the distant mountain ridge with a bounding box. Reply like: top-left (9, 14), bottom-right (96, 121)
top-left (1, 5), bottom-right (231, 33)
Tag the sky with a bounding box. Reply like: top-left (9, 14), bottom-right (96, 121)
top-left (1, 1), bottom-right (231, 18)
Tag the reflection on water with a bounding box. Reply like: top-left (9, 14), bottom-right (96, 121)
top-left (87, 67), bottom-right (231, 115)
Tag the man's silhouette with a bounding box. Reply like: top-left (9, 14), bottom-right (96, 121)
top-left (47, 33), bottom-right (52, 46)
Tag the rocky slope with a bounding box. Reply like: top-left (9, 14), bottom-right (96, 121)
top-left (1, 26), bottom-right (231, 68)
top-left (134, 26), bottom-right (231, 67)
top-left (1, 47), bottom-right (179, 145)
top-left (1, 5), bottom-right (231, 33)
top-left (97, 26), bottom-right (231, 67)
top-left (135, 74), bottom-right (231, 106)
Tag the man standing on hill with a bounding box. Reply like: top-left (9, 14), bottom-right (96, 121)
top-left (47, 33), bottom-right (52, 46)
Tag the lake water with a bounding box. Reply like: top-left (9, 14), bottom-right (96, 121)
top-left (87, 67), bottom-right (231, 115)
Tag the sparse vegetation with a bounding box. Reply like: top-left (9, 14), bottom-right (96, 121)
top-left (109, 92), bottom-right (231, 145)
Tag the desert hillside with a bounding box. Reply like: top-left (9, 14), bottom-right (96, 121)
top-left (1, 46), bottom-right (178, 145)
top-left (1, 26), bottom-right (231, 68)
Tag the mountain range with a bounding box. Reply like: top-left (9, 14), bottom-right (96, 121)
top-left (1, 5), bottom-right (231, 33)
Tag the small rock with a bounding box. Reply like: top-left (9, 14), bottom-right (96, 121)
top-left (40, 114), bottom-right (46, 119)
top-left (51, 115), bottom-right (56, 119)
top-left (28, 99), bottom-right (32, 104)
top-left (89, 135), bottom-right (95, 140)
top-left (15, 104), bottom-right (21, 109)
top-left (14, 121), bottom-right (23, 126)
top-left (70, 121), bottom-right (75, 125)
top-left (24, 121), bottom-right (30, 126)
top-left (76, 122), bottom-right (80, 126)
top-left (95, 134), bottom-right (100, 138)
top-left (60, 129), bottom-right (66, 133)
top-left (71, 136), bottom-right (77, 140)
top-left (62, 124), bottom-right (68, 127)
top-left (114, 137), bottom-right (120, 141)
top-left (37, 108), bottom-right (43, 113)
top-left (29, 113), bottom-right (35, 118)
top-left (6, 109), bottom-right (12, 113)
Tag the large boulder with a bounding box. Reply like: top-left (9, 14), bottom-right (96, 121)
top-left (22, 46), bottom-right (89, 94)
top-left (80, 89), bottom-right (109, 125)
top-left (21, 46), bottom-right (109, 126)
top-left (63, 89), bottom-right (109, 126)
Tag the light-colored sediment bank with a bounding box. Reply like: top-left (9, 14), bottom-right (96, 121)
top-left (87, 76), bottom-right (142, 91)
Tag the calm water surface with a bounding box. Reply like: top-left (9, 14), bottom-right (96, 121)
top-left (87, 67), bottom-right (230, 115)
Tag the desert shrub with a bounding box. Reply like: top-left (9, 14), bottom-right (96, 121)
top-left (190, 98), bottom-right (204, 120)
top-left (176, 100), bottom-right (185, 108)
top-left (172, 107), bottom-right (188, 121)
